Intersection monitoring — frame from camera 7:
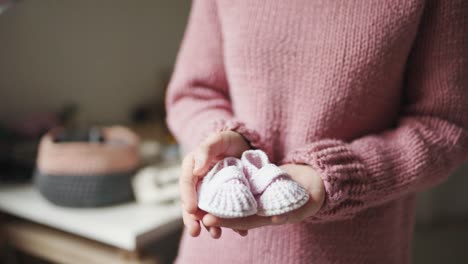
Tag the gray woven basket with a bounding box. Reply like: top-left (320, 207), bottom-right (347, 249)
top-left (34, 169), bottom-right (135, 207)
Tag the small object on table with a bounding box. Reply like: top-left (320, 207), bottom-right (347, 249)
top-left (139, 140), bottom-right (162, 165)
top-left (132, 164), bottom-right (180, 204)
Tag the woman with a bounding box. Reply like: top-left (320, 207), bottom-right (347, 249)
top-left (166, 1), bottom-right (468, 263)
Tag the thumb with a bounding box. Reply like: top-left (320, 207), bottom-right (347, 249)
top-left (192, 134), bottom-right (226, 175)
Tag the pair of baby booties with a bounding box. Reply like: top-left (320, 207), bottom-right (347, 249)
top-left (197, 150), bottom-right (309, 218)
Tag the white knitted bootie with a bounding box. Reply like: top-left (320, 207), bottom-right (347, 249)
top-left (241, 150), bottom-right (309, 216)
top-left (197, 157), bottom-right (257, 218)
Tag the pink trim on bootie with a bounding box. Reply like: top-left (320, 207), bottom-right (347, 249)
top-left (37, 126), bottom-right (141, 175)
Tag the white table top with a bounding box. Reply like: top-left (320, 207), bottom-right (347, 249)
top-left (0, 183), bottom-right (182, 251)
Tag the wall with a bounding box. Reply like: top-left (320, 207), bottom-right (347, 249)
top-left (417, 164), bottom-right (468, 223)
top-left (0, 0), bottom-right (190, 124)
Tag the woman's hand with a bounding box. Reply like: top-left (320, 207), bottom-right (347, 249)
top-left (202, 164), bottom-right (325, 236)
top-left (180, 131), bottom-right (251, 238)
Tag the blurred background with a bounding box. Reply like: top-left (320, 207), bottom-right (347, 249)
top-left (0, 0), bottom-right (188, 124)
top-left (0, 1), bottom-right (467, 263)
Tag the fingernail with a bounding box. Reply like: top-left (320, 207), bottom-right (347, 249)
top-left (188, 222), bottom-right (197, 236)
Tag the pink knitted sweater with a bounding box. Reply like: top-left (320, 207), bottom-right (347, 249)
top-left (166, 1), bottom-right (468, 263)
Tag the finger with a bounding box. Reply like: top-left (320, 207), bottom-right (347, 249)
top-left (193, 134), bottom-right (226, 175)
top-left (202, 222), bottom-right (209, 232)
top-left (271, 214), bottom-right (289, 225)
top-left (200, 219), bottom-right (221, 239)
top-left (203, 214), bottom-right (275, 230)
top-left (235, 229), bottom-right (248, 237)
top-left (179, 153), bottom-right (198, 213)
top-left (232, 229), bottom-right (242, 236)
top-left (190, 209), bottom-right (207, 221)
top-left (183, 210), bottom-right (201, 237)
top-left (209, 226), bottom-right (222, 239)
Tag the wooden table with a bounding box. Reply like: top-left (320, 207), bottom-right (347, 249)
top-left (0, 183), bottom-right (183, 263)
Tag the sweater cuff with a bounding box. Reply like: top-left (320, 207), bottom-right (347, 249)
top-left (213, 119), bottom-right (271, 157)
top-left (282, 139), bottom-right (368, 221)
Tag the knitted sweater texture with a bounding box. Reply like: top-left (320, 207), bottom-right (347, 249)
top-left (166, 1), bottom-right (468, 263)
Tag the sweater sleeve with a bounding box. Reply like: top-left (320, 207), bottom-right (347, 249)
top-left (282, 1), bottom-right (468, 222)
top-left (165, 0), bottom-right (263, 153)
